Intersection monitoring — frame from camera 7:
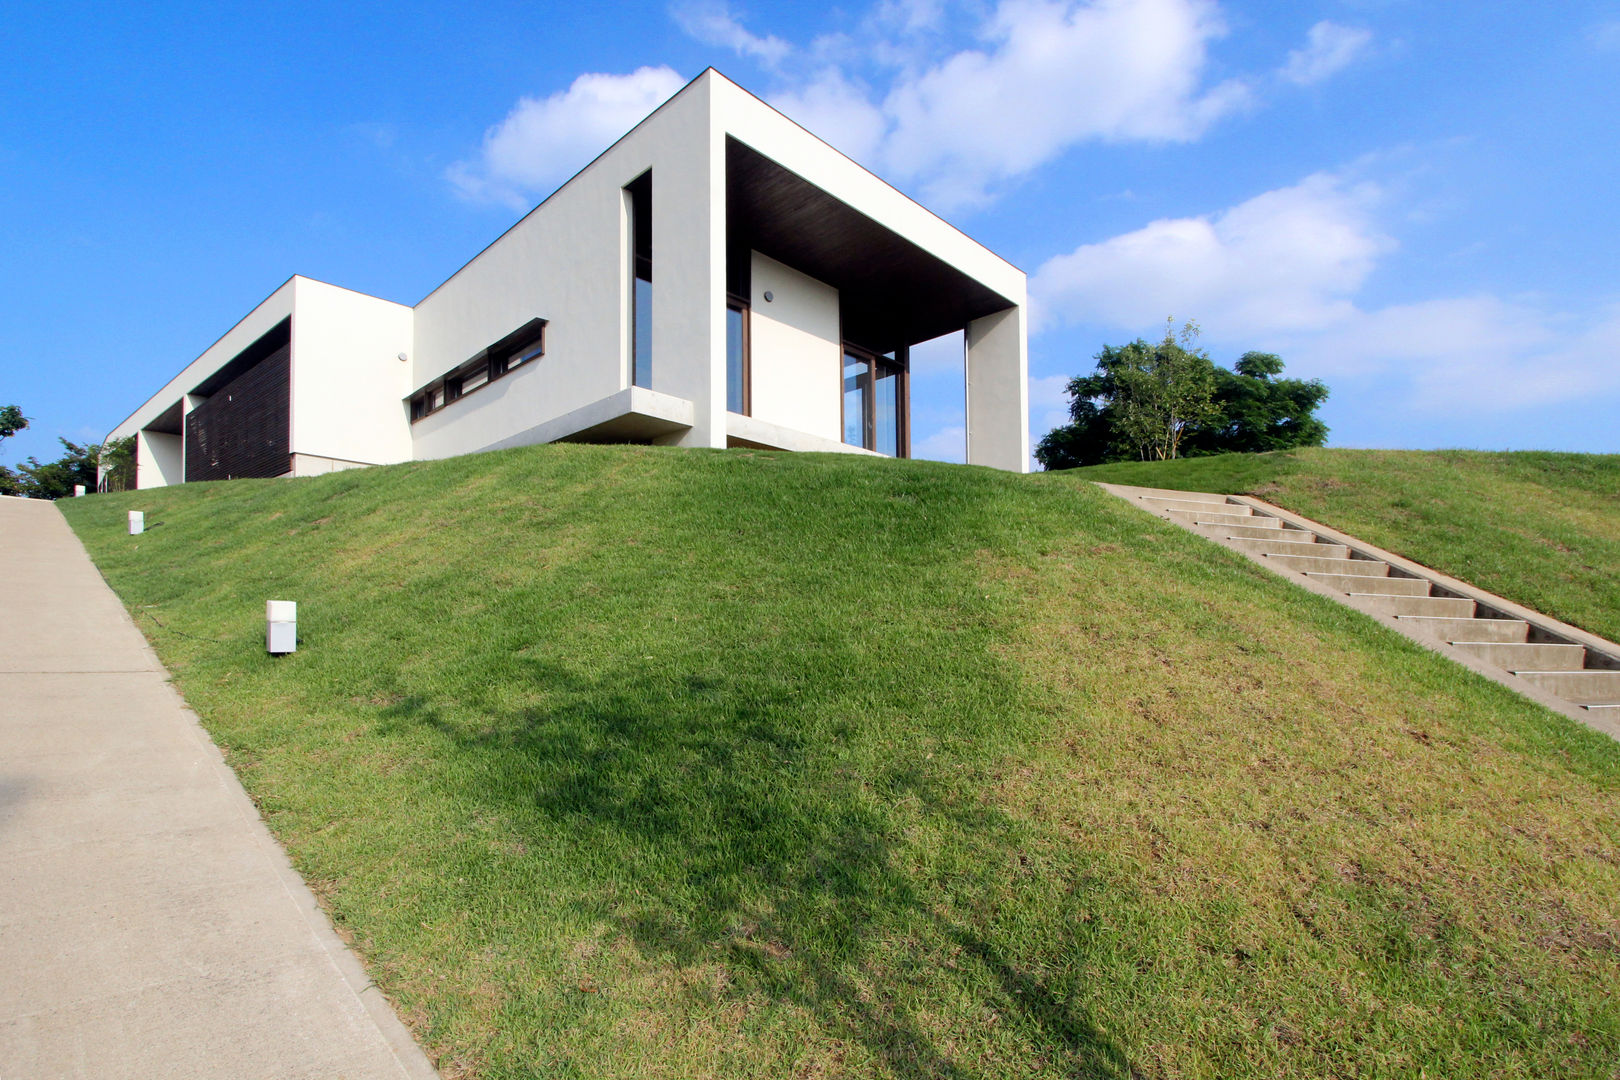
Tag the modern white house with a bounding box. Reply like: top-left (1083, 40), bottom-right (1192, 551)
top-left (104, 69), bottom-right (1029, 490)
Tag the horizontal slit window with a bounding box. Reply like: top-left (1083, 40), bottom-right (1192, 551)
top-left (408, 318), bottom-right (546, 422)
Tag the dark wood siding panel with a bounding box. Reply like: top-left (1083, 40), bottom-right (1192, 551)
top-left (184, 343), bottom-right (291, 481)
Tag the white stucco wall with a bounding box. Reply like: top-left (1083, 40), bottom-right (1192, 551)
top-left (409, 75), bottom-right (723, 460)
top-left (288, 277), bottom-right (414, 467)
top-left (135, 430), bottom-right (182, 489)
top-left (745, 252), bottom-right (841, 442)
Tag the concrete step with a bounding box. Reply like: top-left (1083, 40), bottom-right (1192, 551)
top-left (1395, 616), bottom-right (1530, 643)
top-left (1201, 522), bottom-right (1311, 541)
top-left (1306, 572), bottom-right (1431, 596)
top-left (1165, 509), bottom-right (1269, 529)
top-left (1350, 593), bottom-right (1477, 618)
top-left (1105, 481), bottom-right (1620, 729)
top-left (1228, 536), bottom-right (1350, 559)
top-left (1266, 552), bottom-right (1390, 576)
top-left (1452, 641), bottom-right (1588, 671)
top-left (1142, 497), bottom-right (1249, 516)
top-left (1515, 670), bottom-right (1620, 706)
top-left (1131, 488), bottom-right (1232, 506)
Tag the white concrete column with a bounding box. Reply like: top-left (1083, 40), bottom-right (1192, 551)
top-left (648, 76), bottom-right (726, 449)
top-left (965, 304), bottom-right (1030, 472)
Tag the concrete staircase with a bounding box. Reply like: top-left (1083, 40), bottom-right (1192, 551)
top-left (1102, 484), bottom-right (1620, 727)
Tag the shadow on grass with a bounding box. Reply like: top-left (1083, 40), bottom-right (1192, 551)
top-left (379, 655), bottom-right (1131, 1078)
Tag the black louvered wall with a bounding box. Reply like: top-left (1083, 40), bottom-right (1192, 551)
top-left (184, 340), bottom-right (291, 482)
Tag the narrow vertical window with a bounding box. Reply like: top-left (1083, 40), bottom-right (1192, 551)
top-left (843, 352), bottom-right (870, 449)
top-left (626, 172), bottom-right (653, 388)
top-left (726, 298), bottom-right (749, 414)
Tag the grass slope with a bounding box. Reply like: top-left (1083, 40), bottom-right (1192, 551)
top-left (1070, 449), bottom-right (1620, 644)
top-left (63, 445), bottom-right (1620, 1079)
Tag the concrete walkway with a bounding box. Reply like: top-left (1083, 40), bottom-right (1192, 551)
top-left (0, 497), bottom-right (438, 1080)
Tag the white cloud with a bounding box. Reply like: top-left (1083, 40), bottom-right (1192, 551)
top-left (448, 67), bottom-right (687, 208)
top-left (1031, 170), bottom-right (1391, 336)
top-left (1029, 373), bottom-right (1074, 433)
top-left (873, 0), bottom-right (948, 36)
top-left (1282, 297), bottom-right (1620, 413)
top-left (1281, 21), bottom-right (1372, 86)
top-left (907, 329), bottom-right (966, 375)
top-left (673, 2), bottom-right (791, 66)
top-left (1031, 171), bottom-right (1620, 417)
top-left (677, 0), bottom-right (1253, 211)
top-left (877, 0), bottom-right (1252, 208)
top-left (912, 424), bottom-right (967, 463)
top-left (767, 69), bottom-right (888, 165)
top-left (1590, 19), bottom-right (1620, 51)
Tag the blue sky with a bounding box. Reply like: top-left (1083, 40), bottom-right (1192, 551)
top-left (3, 0), bottom-right (1618, 470)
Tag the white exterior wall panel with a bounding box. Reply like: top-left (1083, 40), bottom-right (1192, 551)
top-left (409, 77), bottom-right (722, 459)
top-left (746, 252), bottom-right (841, 442)
top-left (135, 430), bottom-right (183, 488)
top-left (289, 278), bottom-right (414, 469)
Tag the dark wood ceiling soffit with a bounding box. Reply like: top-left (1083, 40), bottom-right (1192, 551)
top-left (191, 317), bottom-right (292, 398)
top-left (144, 399), bottom-right (184, 436)
top-left (725, 138), bottom-right (1013, 353)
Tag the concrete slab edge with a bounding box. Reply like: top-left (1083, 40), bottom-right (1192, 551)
top-left (1096, 482), bottom-right (1620, 743)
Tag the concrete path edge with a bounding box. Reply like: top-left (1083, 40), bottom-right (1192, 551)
top-left (1, 494), bottom-right (441, 1079)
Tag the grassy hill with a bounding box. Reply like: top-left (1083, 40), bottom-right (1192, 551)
top-left (61, 445), bottom-right (1620, 1079)
top-left (1072, 449), bottom-right (1620, 644)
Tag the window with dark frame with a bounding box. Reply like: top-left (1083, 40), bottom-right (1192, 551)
top-left (726, 297), bottom-right (750, 415)
top-left (626, 171), bottom-right (653, 389)
top-left (407, 318), bottom-right (546, 423)
top-left (840, 344), bottom-right (909, 457)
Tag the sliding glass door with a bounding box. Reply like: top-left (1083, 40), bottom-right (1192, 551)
top-left (841, 345), bottom-right (907, 457)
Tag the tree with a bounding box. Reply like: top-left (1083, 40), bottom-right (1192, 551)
top-left (15, 439), bottom-right (102, 499)
top-left (0, 405), bottom-right (27, 496)
top-left (1111, 319), bottom-right (1217, 462)
top-left (1035, 320), bottom-right (1217, 469)
top-left (1181, 352), bottom-right (1329, 456)
top-left (100, 435), bottom-right (136, 492)
top-left (0, 405), bottom-right (25, 443)
top-left (12, 437), bottom-right (135, 500)
top-left (1035, 326), bottom-right (1331, 471)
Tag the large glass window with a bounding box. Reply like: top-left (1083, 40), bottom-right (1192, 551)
top-left (873, 363), bottom-right (900, 457)
top-left (726, 300), bottom-right (749, 414)
top-left (842, 346), bottom-right (907, 457)
top-left (626, 172), bottom-right (653, 389)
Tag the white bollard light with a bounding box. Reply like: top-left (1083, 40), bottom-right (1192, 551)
top-left (128, 510), bottom-right (144, 535)
top-left (73, 484), bottom-right (85, 497)
top-left (266, 600), bottom-right (297, 655)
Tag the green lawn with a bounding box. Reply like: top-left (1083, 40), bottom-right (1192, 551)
top-left (62, 445), bottom-right (1620, 1079)
top-left (1072, 448), bottom-right (1620, 644)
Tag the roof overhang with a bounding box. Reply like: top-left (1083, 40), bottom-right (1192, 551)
top-left (725, 138), bottom-right (1015, 353)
